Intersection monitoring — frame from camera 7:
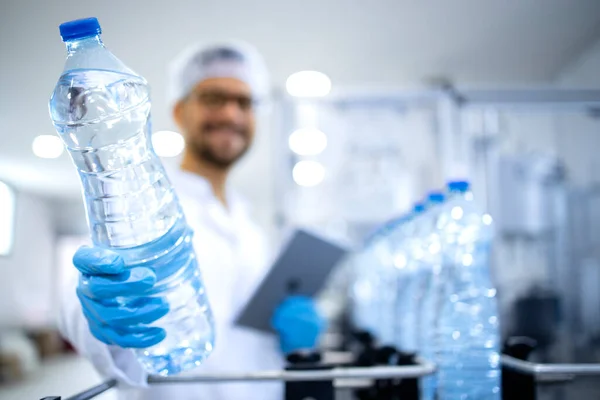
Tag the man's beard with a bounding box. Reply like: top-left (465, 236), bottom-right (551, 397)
top-left (189, 138), bottom-right (250, 169)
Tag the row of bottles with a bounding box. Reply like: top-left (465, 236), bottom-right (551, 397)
top-left (350, 181), bottom-right (501, 399)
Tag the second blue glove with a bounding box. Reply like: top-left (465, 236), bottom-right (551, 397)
top-left (271, 295), bottom-right (325, 354)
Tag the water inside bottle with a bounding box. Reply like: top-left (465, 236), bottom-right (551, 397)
top-left (50, 68), bottom-right (214, 375)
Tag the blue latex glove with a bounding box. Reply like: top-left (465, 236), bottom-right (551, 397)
top-left (271, 295), bottom-right (325, 354)
top-left (73, 246), bottom-right (169, 348)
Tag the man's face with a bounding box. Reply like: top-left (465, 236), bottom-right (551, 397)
top-left (174, 77), bottom-right (256, 169)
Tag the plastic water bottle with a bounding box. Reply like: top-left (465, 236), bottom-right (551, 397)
top-left (376, 212), bottom-right (418, 345)
top-left (416, 192), bottom-right (446, 400)
top-left (351, 244), bottom-right (382, 336)
top-left (48, 18), bottom-right (215, 375)
top-left (390, 203), bottom-right (426, 352)
top-left (351, 213), bottom-right (409, 341)
top-left (436, 181), bottom-right (501, 399)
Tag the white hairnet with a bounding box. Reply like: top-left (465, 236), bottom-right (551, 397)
top-left (167, 41), bottom-right (269, 107)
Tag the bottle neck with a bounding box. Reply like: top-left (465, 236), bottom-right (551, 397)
top-left (65, 35), bottom-right (103, 53)
top-left (61, 34), bottom-right (131, 75)
top-left (447, 188), bottom-right (470, 200)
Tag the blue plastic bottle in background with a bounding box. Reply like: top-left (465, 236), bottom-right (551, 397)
top-left (351, 241), bottom-right (383, 337)
top-left (376, 215), bottom-right (411, 345)
top-left (351, 221), bottom-right (391, 338)
top-left (416, 192), bottom-right (446, 400)
top-left (351, 212), bottom-right (411, 342)
top-left (436, 181), bottom-right (501, 400)
top-left (49, 18), bottom-right (215, 375)
top-left (390, 202), bottom-right (427, 352)
top-left (355, 212), bottom-right (410, 343)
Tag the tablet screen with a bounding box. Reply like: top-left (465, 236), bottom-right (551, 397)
top-left (235, 229), bottom-right (349, 333)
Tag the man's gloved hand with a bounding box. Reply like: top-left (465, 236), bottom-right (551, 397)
top-left (271, 295), bottom-right (325, 354)
top-left (73, 246), bottom-right (169, 348)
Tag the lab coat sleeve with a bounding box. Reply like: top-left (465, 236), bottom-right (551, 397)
top-left (57, 274), bottom-right (149, 388)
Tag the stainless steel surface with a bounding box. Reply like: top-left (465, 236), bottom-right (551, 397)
top-left (321, 350), bottom-right (355, 365)
top-left (147, 362), bottom-right (436, 384)
top-left (502, 355), bottom-right (600, 383)
top-left (333, 378), bottom-right (373, 389)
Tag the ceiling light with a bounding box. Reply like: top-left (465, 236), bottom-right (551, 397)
top-left (32, 135), bottom-right (64, 159)
top-left (292, 160), bottom-right (325, 187)
top-left (152, 131), bottom-right (185, 157)
top-left (288, 128), bottom-right (327, 156)
top-left (286, 71), bottom-right (332, 97)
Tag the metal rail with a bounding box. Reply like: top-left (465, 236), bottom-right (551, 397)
top-left (299, 88), bottom-right (600, 108)
top-left (63, 380), bottom-right (118, 400)
top-left (45, 361), bottom-right (435, 400)
top-left (148, 362), bottom-right (436, 384)
top-left (47, 356), bottom-right (600, 399)
top-left (501, 355), bottom-right (600, 382)
top-left (458, 89), bottom-right (600, 107)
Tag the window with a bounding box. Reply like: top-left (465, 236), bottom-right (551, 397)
top-left (0, 181), bottom-right (15, 256)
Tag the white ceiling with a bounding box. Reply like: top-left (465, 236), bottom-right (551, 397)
top-left (1, 0), bottom-right (600, 200)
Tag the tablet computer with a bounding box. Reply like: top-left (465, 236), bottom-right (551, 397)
top-left (235, 228), bottom-right (349, 333)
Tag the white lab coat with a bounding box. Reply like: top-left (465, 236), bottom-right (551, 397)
top-left (59, 168), bottom-right (283, 400)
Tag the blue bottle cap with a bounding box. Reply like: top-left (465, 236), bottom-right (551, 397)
top-left (447, 180), bottom-right (470, 193)
top-left (59, 18), bottom-right (102, 42)
top-left (427, 191), bottom-right (445, 204)
top-left (413, 203), bottom-right (426, 213)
